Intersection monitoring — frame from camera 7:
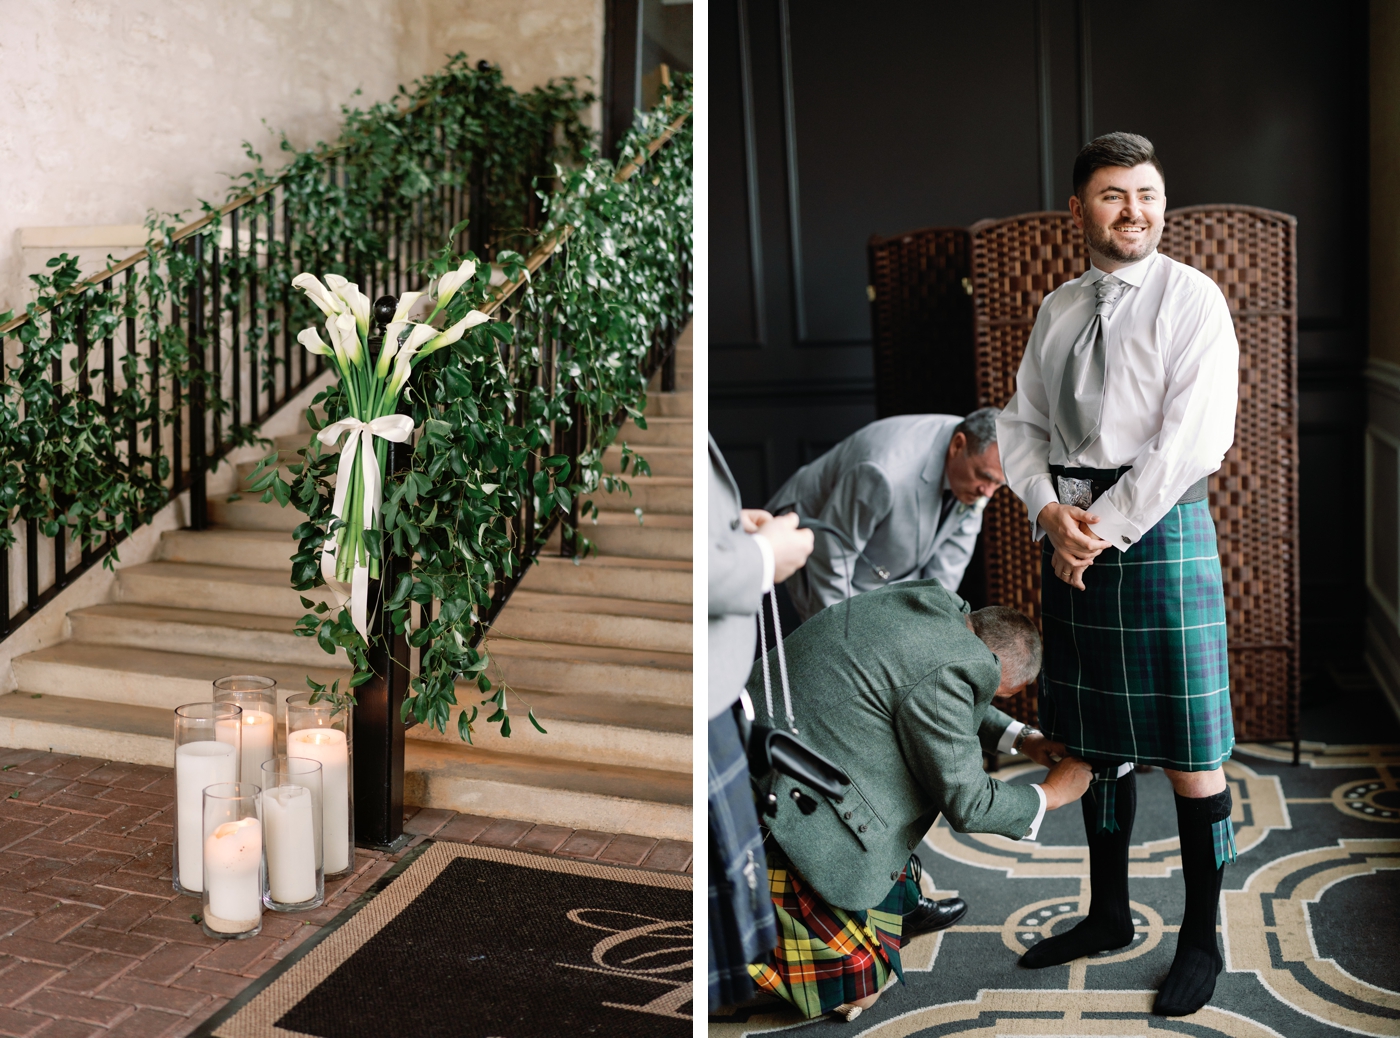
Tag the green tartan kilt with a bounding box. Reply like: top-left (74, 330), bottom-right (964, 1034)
top-left (1039, 498), bottom-right (1234, 771)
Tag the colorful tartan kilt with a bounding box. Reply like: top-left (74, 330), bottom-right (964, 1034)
top-left (1039, 499), bottom-right (1234, 771)
top-left (747, 844), bottom-right (909, 1019)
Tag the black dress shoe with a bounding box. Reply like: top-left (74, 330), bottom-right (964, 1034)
top-left (903, 895), bottom-right (967, 937)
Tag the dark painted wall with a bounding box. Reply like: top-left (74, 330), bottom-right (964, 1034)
top-left (709, 0), bottom-right (1369, 668)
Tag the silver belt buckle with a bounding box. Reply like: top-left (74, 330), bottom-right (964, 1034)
top-left (1055, 475), bottom-right (1094, 509)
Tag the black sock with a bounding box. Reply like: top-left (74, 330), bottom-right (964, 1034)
top-left (1019, 768), bottom-right (1137, 968)
top-left (1154, 786), bottom-right (1231, 1016)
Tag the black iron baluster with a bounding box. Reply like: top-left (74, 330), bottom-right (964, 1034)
top-left (249, 209), bottom-right (260, 426)
top-left (54, 305), bottom-right (67, 589)
top-left (356, 302), bottom-right (408, 851)
top-left (0, 331), bottom-right (7, 634)
top-left (189, 234), bottom-right (207, 530)
top-left (171, 254), bottom-right (183, 496)
top-left (231, 208), bottom-right (242, 437)
top-left (100, 281), bottom-right (115, 563)
top-left (283, 188), bottom-right (294, 402)
top-left (211, 229), bottom-right (222, 454)
top-left (25, 519), bottom-right (37, 614)
top-left (125, 269), bottom-right (137, 481)
top-left (149, 258), bottom-right (161, 486)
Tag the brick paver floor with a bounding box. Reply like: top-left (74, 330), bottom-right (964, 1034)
top-left (0, 748), bottom-right (693, 1037)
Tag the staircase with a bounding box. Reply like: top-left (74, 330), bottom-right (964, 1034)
top-left (0, 329), bottom-right (693, 842)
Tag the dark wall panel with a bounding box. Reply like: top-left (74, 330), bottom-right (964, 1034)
top-left (710, 0), bottom-right (1368, 666)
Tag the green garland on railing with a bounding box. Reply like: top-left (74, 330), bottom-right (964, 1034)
top-left (267, 79), bottom-right (693, 740)
top-left (0, 56), bottom-right (592, 574)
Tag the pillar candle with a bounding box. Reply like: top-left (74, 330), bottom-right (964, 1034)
top-left (286, 728), bottom-right (349, 872)
top-left (175, 742), bottom-right (237, 893)
top-left (237, 710), bottom-right (275, 785)
top-left (204, 818), bottom-right (263, 931)
top-left (263, 785), bottom-right (317, 904)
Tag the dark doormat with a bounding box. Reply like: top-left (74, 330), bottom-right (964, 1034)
top-left (203, 841), bottom-right (693, 1038)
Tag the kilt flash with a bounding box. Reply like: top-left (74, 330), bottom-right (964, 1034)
top-left (747, 844), bottom-right (909, 1019)
top-left (1039, 499), bottom-right (1234, 772)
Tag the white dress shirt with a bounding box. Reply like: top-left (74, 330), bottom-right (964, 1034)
top-left (996, 250), bottom-right (1239, 550)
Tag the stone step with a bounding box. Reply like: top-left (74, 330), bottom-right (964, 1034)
top-left (68, 603), bottom-right (344, 667)
top-left (406, 689), bottom-right (689, 773)
top-left (579, 510), bottom-right (691, 560)
top-left (0, 693), bottom-right (173, 768)
top-left (208, 496), bottom-right (304, 532)
top-left (645, 392), bottom-right (692, 418)
top-left (116, 561), bottom-right (334, 618)
top-left (403, 741), bottom-right (690, 842)
top-left (595, 475), bottom-right (691, 515)
top-left (616, 416), bottom-right (691, 448)
top-left (604, 444), bottom-right (689, 478)
top-left (157, 528), bottom-right (297, 571)
top-left (11, 642), bottom-right (349, 712)
top-left (484, 638), bottom-right (690, 705)
top-left (490, 590), bottom-right (690, 653)
top-left (517, 554), bottom-right (691, 604)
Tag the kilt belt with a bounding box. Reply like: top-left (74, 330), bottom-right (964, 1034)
top-left (1050, 464), bottom-right (1208, 510)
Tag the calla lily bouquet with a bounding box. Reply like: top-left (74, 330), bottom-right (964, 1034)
top-left (288, 260), bottom-right (489, 637)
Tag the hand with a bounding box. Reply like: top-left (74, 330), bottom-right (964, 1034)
top-left (1020, 731), bottom-right (1069, 770)
top-left (1050, 547), bottom-right (1094, 590)
top-left (739, 509), bottom-right (772, 534)
top-left (1040, 756), bottom-right (1093, 810)
top-left (752, 511), bottom-right (815, 583)
top-left (1038, 501), bottom-right (1109, 559)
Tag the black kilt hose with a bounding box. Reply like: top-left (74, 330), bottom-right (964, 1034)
top-left (1039, 499), bottom-right (1234, 774)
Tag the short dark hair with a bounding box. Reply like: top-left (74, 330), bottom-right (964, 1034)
top-left (969, 606), bottom-right (1041, 687)
top-left (955, 407), bottom-right (1000, 456)
top-left (1072, 132), bottom-right (1165, 198)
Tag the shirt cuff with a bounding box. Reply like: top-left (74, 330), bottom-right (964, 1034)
top-left (754, 533), bottom-right (776, 593)
top-left (1085, 492), bottom-right (1142, 552)
top-left (1022, 476), bottom-right (1058, 542)
top-left (1024, 784), bottom-right (1048, 841)
top-left (998, 720), bottom-right (1025, 755)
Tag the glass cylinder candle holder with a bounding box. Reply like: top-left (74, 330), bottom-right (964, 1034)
top-left (173, 703), bottom-right (242, 897)
top-left (213, 676), bottom-right (279, 782)
top-left (201, 782), bottom-right (264, 939)
top-left (259, 756), bottom-right (324, 911)
top-left (285, 693), bottom-right (354, 876)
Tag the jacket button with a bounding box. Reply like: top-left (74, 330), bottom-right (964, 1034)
top-left (844, 811), bottom-right (853, 820)
top-left (908, 838), bottom-right (917, 849)
top-left (858, 824), bottom-right (868, 833)
top-left (731, 518), bottom-right (741, 530)
top-left (891, 871), bottom-right (900, 881)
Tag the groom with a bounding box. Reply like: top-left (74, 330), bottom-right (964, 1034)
top-left (997, 132), bottom-right (1240, 1016)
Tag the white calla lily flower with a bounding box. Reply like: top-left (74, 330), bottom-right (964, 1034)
top-left (419, 310), bottom-right (491, 358)
top-left (324, 314), bottom-right (350, 370)
top-left (292, 273), bottom-right (344, 318)
top-left (428, 258), bottom-right (478, 318)
top-left (375, 321), bottom-right (408, 379)
top-left (332, 281), bottom-right (372, 339)
top-left (385, 324), bottom-right (440, 394)
top-left (335, 312), bottom-right (363, 367)
top-left (391, 292), bottom-right (425, 324)
top-left (297, 328), bottom-right (333, 357)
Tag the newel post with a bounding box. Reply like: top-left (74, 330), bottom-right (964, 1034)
top-left (353, 295), bottom-right (411, 851)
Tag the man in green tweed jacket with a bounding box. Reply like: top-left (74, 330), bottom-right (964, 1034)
top-left (745, 580), bottom-right (1092, 1018)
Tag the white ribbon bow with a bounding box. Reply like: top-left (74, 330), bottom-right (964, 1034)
top-left (317, 414), bottom-right (416, 638)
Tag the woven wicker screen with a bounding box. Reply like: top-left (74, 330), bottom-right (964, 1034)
top-left (868, 228), bottom-right (975, 419)
top-left (969, 207), bottom-right (1299, 742)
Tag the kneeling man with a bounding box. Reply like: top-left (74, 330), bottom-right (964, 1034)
top-left (746, 581), bottom-right (1091, 1020)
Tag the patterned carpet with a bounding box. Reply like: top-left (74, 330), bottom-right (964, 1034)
top-left (711, 716), bottom-right (1400, 1037)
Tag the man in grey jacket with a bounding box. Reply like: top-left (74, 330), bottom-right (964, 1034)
top-left (766, 408), bottom-right (1005, 621)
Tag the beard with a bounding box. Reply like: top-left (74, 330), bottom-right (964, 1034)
top-left (1082, 215), bottom-right (1162, 264)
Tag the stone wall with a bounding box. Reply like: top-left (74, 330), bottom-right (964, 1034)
top-left (0, 0), bottom-right (603, 315)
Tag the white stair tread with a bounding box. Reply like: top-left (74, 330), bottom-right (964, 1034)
top-left (73, 602), bottom-right (300, 636)
top-left (485, 636), bottom-right (691, 672)
top-left (587, 510), bottom-right (691, 529)
top-left (531, 553), bottom-right (690, 573)
top-left (505, 590), bottom-right (690, 623)
top-left (0, 693), bottom-right (171, 768)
